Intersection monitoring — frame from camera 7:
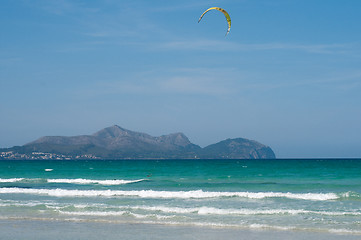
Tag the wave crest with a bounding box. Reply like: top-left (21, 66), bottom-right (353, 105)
top-left (0, 188), bottom-right (346, 201)
top-left (0, 178), bottom-right (146, 185)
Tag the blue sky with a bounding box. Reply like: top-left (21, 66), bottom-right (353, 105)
top-left (1, 0), bottom-right (361, 158)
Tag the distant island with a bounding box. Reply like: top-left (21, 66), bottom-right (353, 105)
top-left (0, 125), bottom-right (276, 160)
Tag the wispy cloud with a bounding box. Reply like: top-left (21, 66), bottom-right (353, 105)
top-left (159, 76), bottom-right (234, 95)
top-left (74, 64), bottom-right (361, 101)
top-left (79, 78), bottom-right (232, 97)
top-left (157, 39), bottom-right (351, 54)
top-left (148, 1), bottom-right (212, 13)
top-left (304, 71), bottom-right (361, 89)
top-left (229, 70), bottom-right (361, 92)
top-left (31, 0), bottom-right (153, 40)
top-left (74, 66), bottom-right (245, 98)
top-left (36, 0), bottom-right (99, 15)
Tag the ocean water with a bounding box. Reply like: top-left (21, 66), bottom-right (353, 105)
top-left (0, 159), bottom-right (360, 238)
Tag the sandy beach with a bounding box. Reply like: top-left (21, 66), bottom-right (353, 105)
top-left (1, 219), bottom-right (360, 240)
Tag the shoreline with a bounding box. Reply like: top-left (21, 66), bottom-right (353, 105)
top-left (0, 219), bottom-right (360, 240)
top-left (1, 158), bottom-right (361, 162)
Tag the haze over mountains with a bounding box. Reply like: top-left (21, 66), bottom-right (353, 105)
top-left (2, 125), bottom-right (276, 159)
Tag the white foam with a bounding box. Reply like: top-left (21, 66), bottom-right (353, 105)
top-left (58, 210), bottom-right (127, 216)
top-left (2, 200), bottom-right (359, 217)
top-left (129, 206), bottom-right (197, 214)
top-left (57, 210), bottom-right (176, 220)
top-left (47, 178), bottom-right (146, 185)
top-left (0, 213), bottom-right (360, 235)
top-left (128, 206), bottom-right (301, 215)
top-left (0, 187), bottom-right (340, 201)
top-left (127, 205), bottom-right (361, 216)
top-left (197, 207), bottom-right (302, 215)
top-left (198, 207), bottom-right (361, 216)
top-left (0, 178), bottom-right (146, 185)
top-left (248, 223), bottom-right (296, 231)
top-left (0, 178), bottom-right (24, 183)
top-left (329, 228), bottom-right (361, 235)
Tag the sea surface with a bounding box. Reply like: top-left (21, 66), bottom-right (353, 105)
top-left (0, 159), bottom-right (360, 238)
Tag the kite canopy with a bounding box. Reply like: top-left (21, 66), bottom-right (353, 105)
top-left (198, 7), bottom-right (231, 36)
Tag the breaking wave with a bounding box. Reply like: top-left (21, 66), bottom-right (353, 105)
top-left (0, 178), bottom-right (25, 183)
top-left (47, 178), bottom-right (146, 185)
top-left (0, 178), bottom-right (146, 185)
top-left (0, 187), bottom-right (352, 201)
top-left (126, 205), bottom-right (361, 216)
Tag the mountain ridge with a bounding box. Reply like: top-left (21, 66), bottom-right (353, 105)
top-left (1, 125), bottom-right (276, 159)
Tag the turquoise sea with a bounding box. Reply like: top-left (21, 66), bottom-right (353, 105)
top-left (0, 159), bottom-right (360, 239)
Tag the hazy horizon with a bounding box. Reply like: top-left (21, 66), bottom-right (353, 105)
top-left (1, 0), bottom-right (361, 158)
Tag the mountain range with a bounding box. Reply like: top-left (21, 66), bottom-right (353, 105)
top-left (1, 125), bottom-right (276, 159)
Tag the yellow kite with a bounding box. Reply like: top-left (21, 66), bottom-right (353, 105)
top-left (198, 7), bottom-right (231, 36)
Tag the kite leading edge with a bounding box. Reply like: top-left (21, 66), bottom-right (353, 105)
top-left (198, 7), bottom-right (231, 36)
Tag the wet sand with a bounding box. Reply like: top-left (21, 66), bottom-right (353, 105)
top-left (0, 219), bottom-right (360, 240)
